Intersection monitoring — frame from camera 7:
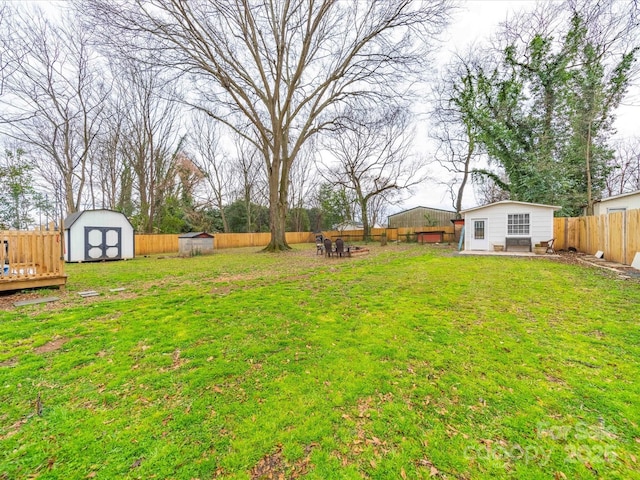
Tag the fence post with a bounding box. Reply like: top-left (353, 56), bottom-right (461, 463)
top-left (623, 211), bottom-right (628, 265)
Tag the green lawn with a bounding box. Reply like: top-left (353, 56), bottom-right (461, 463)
top-left (1, 244), bottom-right (639, 479)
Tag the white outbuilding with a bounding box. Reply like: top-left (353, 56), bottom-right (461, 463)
top-left (461, 201), bottom-right (561, 252)
top-left (64, 209), bottom-right (135, 262)
top-left (592, 189), bottom-right (640, 215)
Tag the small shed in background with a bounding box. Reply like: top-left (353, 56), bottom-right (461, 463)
top-left (64, 209), bottom-right (134, 262)
top-left (178, 232), bottom-right (215, 256)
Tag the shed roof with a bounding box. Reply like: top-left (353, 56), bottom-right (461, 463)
top-left (461, 200), bottom-right (562, 214)
top-left (63, 211), bottom-right (83, 229)
top-left (64, 209), bottom-right (134, 230)
top-left (387, 206), bottom-right (456, 218)
top-left (178, 232), bottom-right (215, 238)
top-left (595, 189), bottom-right (640, 204)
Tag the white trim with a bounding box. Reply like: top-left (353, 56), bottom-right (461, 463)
top-left (505, 212), bottom-right (531, 236)
top-left (461, 200), bottom-right (561, 214)
top-left (597, 190), bottom-right (640, 204)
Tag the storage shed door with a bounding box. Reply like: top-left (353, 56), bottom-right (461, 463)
top-left (469, 218), bottom-right (489, 250)
top-left (84, 227), bottom-right (122, 261)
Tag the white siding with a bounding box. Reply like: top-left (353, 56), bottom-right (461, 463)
top-left (66, 210), bottom-right (134, 262)
top-left (464, 203), bottom-right (555, 251)
top-left (594, 193), bottom-right (640, 215)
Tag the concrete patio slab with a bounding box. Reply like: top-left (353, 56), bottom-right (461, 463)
top-left (457, 250), bottom-right (559, 258)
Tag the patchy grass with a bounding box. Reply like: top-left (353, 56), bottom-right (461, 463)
top-left (1, 244), bottom-right (639, 479)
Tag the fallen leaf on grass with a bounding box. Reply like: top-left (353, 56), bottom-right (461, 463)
top-left (554, 472), bottom-right (567, 480)
top-left (416, 458), bottom-right (439, 477)
top-left (400, 467), bottom-right (407, 479)
top-left (368, 436), bottom-right (382, 445)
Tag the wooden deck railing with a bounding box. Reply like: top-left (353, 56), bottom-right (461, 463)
top-left (0, 230), bottom-right (66, 291)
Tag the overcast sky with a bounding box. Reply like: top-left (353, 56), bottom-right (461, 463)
top-left (20, 0), bottom-right (640, 214)
top-left (403, 0), bottom-right (640, 213)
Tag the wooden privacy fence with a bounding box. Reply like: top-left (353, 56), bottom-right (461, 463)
top-left (135, 234), bottom-right (180, 256)
top-left (0, 230), bottom-right (66, 292)
top-left (135, 231), bottom-right (316, 255)
top-left (135, 226), bottom-right (459, 256)
top-left (398, 226), bottom-right (455, 243)
top-left (554, 209), bottom-right (640, 265)
top-left (322, 228), bottom-right (398, 242)
top-left (323, 226), bottom-right (455, 243)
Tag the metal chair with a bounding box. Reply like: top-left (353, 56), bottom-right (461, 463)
top-left (323, 238), bottom-right (333, 257)
top-left (545, 239), bottom-right (556, 254)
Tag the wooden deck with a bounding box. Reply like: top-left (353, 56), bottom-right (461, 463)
top-left (1, 230), bottom-right (67, 292)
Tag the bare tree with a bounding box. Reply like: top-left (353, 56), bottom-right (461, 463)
top-left (287, 141), bottom-right (318, 232)
top-left (320, 106), bottom-right (422, 239)
top-left (90, 89), bottom-right (134, 213)
top-left (81, 0), bottom-right (452, 250)
top-left (0, 7), bottom-right (107, 214)
top-left (473, 169), bottom-right (511, 206)
top-left (605, 137), bottom-right (640, 195)
top-left (114, 60), bottom-right (182, 232)
top-left (430, 52), bottom-right (486, 216)
top-left (189, 114), bottom-right (233, 232)
top-left (0, 3), bottom-right (14, 96)
top-left (230, 137), bottom-right (268, 233)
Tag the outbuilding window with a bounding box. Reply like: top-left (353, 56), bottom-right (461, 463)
top-left (507, 213), bottom-right (530, 235)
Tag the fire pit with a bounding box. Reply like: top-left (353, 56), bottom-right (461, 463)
top-left (348, 246), bottom-right (369, 257)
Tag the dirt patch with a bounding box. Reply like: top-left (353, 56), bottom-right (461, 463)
top-left (0, 358), bottom-right (18, 367)
top-left (0, 291), bottom-right (46, 310)
top-left (250, 444), bottom-right (316, 479)
top-left (34, 337), bottom-right (68, 354)
top-left (0, 417), bottom-right (28, 441)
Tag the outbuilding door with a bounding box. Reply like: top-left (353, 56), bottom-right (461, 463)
top-left (84, 227), bottom-right (122, 261)
top-left (469, 218), bottom-right (488, 250)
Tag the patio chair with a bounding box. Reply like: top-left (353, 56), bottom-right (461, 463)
top-left (323, 238), bottom-right (333, 257)
top-left (546, 238), bottom-right (556, 254)
top-left (335, 238), bottom-right (345, 257)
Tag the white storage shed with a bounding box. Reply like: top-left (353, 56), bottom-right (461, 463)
top-left (592, 190), bottom-right (640, 215)
top-left (64, 209), bottom-right (135, 262)
top-left (462, 201), bottom-right (561, 252)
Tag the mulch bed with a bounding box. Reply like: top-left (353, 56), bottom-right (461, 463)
top-left (551, 251), bottom-right (640, 281)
